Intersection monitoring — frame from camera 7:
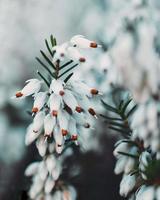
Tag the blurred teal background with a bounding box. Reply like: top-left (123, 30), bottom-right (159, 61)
top-left (0, 0), bottom-right (159, 199)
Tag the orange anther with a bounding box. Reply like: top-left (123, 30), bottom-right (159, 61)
top-left (71, 135), bottom-right (78, 141)
top-left (79, 57), bottom-right (86, 62)
top-left (90, 42), bottom-right (97, 48)
top-left (52, 110), bottom-right (58, 116)
top-left (90, 88), bottom-right (99, 95)
top-left (62, 129), bottom-right (68, 136)
top-left (88, 108), bottom-right (96, 116)
top-left (16, 92), bottom-right (23, 98)
top-left (59, 90), bottom-right (65, 96)
top-left (75, 106), bottom-right (83, 113)
top-left (32, 107), bottom-right (39, 113)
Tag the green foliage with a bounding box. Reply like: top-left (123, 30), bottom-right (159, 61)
top-left (101, 98), bottom-right (137, 138)
top-left (36, 35), bottom-right (79, 86)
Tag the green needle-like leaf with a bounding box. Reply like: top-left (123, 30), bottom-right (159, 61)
top-left (37, 70), bottom-right (50, 87)
top-left (126, 104), bottom-right (137, 117)
top-left (121, 99), bottom-right (132, 114)
top-left (58, 63), bottom-right (78, 78)
top-left (108, 121), bottom-right (131, 129)
top-left (36, 57), bottom-right (55, 78)
top-left (100, 114), bottom-right (122, 121)
top-left (118, 100), bottom-right (124, 111)
top-left (40, 50), bottom-right (56, 70)
top-left (64, 73), bottom-right (74, 83)
top-left (101, 100), bottom-right (118, 113)
top-left (115, 139), bottom-right (138, 148)
top-left (117, 151), bottom-right (139, 159)
top-left (50, 35), bottom-right (57, 47)
top-left (45, 39), bottom-right (53, 57)
top-left (60, 60), bottom-right (73, 70)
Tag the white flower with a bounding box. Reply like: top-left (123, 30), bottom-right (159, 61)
top-left (52, 191), bottom-right (62, 200)
top-left (114, 156), bottom-right (128, 174)
top-left (76, 94), bottom-right (97, 118)
top-left (49, 93), bottom-right (62, 116)
top-left (54, 125), bottom-right (64, 154)
top-left (58, 110), bottom-right (70, 136)
top-left (38, 161), bottom-right (48, 181)
top-left (67, 47), bottom-right (86, 63)
top-left (52, 163), bottom-right (61, 180)
top-left (25, 124), bottom-right (40, 145)
top-left (62, 186), bottom-right (77, 200)
top-left (44, 114), bottom-right (56, 137)
top-left (69, 118), bottom-right (78, 144)
top-left (25, 162), bottom-right (39, 176)
top-left (156, 187), bottom-right (160, 200)
top-left (62, 89), bottom-right (80, 112)
top-left (120, 174), bottom-right (136, 197)
top-left (45, 176), bottom-right (55, 194)
top-left (14, 79), bottom-right (42, 98)
top-left (52, 42), bottom-right (68, 62)
top-left (46, 155), bottom-right (56, 174)
top-left (32, 92), bottom-right (47, 113)
top-left (139, 151), bottom-right (152, 179)
top-left (70, 35), bottom-right (99, 48)
top-left (50, 79), bottom-right (64, 95)
top-left (136, 186), bottom-right (155, 200)
top-left (113, 141), bottom-right (129, 157)
top-left (36, 136), bottom-right (48, 157)
top-left (33, 111), bottom-right (45, 133)
top-left (29, 175), bottom-right (44, 199)
top-left (70, 80), bottom-right (100, 97)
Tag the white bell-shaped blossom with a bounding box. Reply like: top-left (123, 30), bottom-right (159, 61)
top-left (58, 109), bottom-right (70, 136)
top-left (52, 42), bottom-right (68, 62)
top-left (62, 89), bottom-right (80, 112)
top-left (32, 92), bottom-right (47, 113)
top-left (25, 124), bottom-right (41, 145)
top-left (70, 80), bottom-right (100, 97)
top-left (14, 79), bottom-right (42, 98)
top-left (44, 114), bottom-right (56, 137)
top-left (33, 111), bottom-right (45, 133)
top-left (136, 186), bottom-right (155, 200)
top-left (54, 125), bottom-right (64, 154)
top-left (120, 174), bottom-right (136, 197)
top-left (49, 93), bottom-right (62, 116)
top-left (50, 79), bottom-right (64, 95)
top-left (36, 136), bottom-right (48, 157)
top-left (25, 162), bottom-right (39, 176)
top-left (67, 47), bottom-right (86, 63)
top-left (45, 176), bottom-right (55, 194)
top-left (70, 35), bottom-right (99, 48)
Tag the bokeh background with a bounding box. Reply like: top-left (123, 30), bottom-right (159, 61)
top-left (1, 0), bottom-right (159, 199)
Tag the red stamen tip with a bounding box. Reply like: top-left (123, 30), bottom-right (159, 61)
top-left (52, 110), bottom-right (58, 116)
top-left (88, 108), bottom-right (96, 116)
top-left (79, 57), bottom-right (86, 62)
top-left (59, 90), bottom-right (65, 96)
top-left (90, 42), bottom-right (97, 48)
top-left (16, 92), bottom-right (23, 98)
top-left (90, 88), bottom-right (99, 95)
top-left (62, 129), bottom-right (68, 136)
top-left (60, 53), bottom-right (65, 57)
top-left (32, 107), bottom-right (39, 113)
top-left (71, 135), bottom-right (78, 141)
top-left (75, 106), bottom-right (83, 113)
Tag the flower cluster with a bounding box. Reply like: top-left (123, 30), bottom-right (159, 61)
top-left (14, 35), bottom-right (100, 199)
top-left (15, 77), bottom-right (100, 154)
top-left (99, 1), bottom-right (160, 199)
